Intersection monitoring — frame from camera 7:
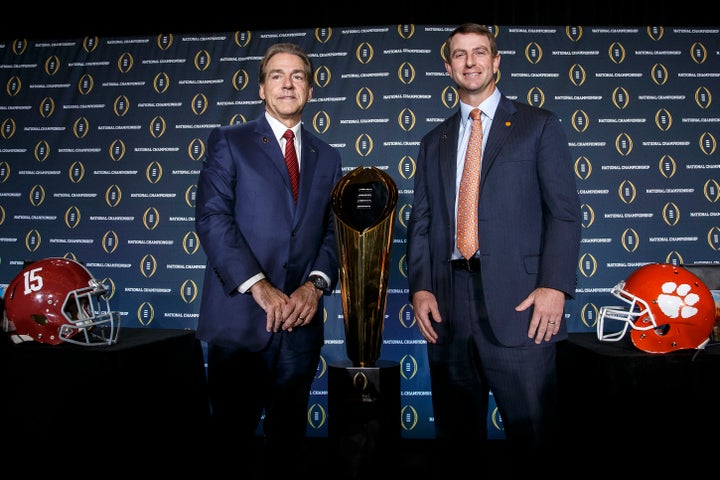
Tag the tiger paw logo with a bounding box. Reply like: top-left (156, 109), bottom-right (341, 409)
top-left (656, 282), bottom-right (700, 320)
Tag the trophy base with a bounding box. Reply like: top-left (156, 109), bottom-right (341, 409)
top-left (328, 360), bottom-right (401, 478)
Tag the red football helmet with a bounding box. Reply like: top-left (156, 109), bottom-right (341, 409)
top-left (597, 263), bottom-right (716, 353)
top-left (2, 257), bottom-right (120, 346)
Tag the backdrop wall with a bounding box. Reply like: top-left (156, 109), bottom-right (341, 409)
top-left (1, 24), bottom-right (718, 440)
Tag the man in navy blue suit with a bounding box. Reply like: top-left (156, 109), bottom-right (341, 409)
top-left (195, 43), bottom-right (342, 475)
top-left (407, 23), bottom-right (581, 472)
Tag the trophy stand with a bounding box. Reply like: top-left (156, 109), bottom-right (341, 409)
top-left (329, 166), bottom-right (400, 479)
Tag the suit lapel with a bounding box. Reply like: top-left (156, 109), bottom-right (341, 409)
top-left (481, 97), bottom-right (515, 184)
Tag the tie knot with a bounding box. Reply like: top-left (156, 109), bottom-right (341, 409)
top-left (283, 129), bottom-right (294, 140)
top-left (470, 108), bottom-right (481, 121)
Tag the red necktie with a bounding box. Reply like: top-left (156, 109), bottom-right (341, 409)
top-left (457, 108), bottom-right (483, 260)
top-left (283, 129), bottom-right (299, 203)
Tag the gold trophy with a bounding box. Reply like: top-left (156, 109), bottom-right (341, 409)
top-left (331, 166), bottom-right (398, 367)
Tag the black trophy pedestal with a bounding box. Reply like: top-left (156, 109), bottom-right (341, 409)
top-left (328, 360), bottom-right (400, 479)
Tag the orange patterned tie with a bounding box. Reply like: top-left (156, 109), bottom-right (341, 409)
top-left (457, 108), bottom-right (482, 260)
top-left (283, 129), bottom-right (299, 203)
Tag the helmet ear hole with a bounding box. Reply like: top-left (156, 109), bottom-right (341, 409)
top-left (654, 324), bottom-right (670, 336)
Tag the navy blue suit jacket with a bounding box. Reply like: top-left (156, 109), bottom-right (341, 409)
top-left (407, 95), bottom-right (581, 347)
top-left (195, 115), bottom-right (342, 351)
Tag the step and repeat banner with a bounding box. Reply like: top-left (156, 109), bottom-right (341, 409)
top-left (1, 25), bottom-right (718, 439)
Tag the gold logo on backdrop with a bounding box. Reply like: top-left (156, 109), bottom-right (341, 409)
top-left (655, 108), bottom-right (672, 131)
top-left (691, 42), bottom-right (707, 64)
top-left (569, 64), bottom-right (586, 86)
top-left (526, 87), bottom-right (545, 107)
top-left (695, 86), bottom-right (712, 109)
top-left (137, 302), bottom-right (155, 326)
top-left (64, 206), bottom-right (81, 229)
top-left (580, 204), bottom-right (595, 228)
top-left (185, 185), bottom-right (197, 207)
top-left (355, 87), bottom-right (374, 110)
top-left (117, 52), bottom-right (134, 73)
top-left (82, 36), bottom-right (98, 53)
top-left (39, 97), bottom-right (55, 118)
top-left (12, 39), bottom-right (27, 55)
top-left (229, 114), bottom-right (246, 125)
top-left (398, 155), bottom-right (416, 180)
top-left (69, 161), bottom-right (85, 183)
top-left (315, 27), bottom-right (332, 43)
top-left (29, 185), bottom-right (45, 206)
top-left (355, 42), bottom-right (374, 64)
top-left (6, 76), bottom-right (21, 96)
top-left (574, 156), bottom-right (592, 180)
top-left (194, 50), bottom-right (211, 71)
top-left (180, 279), bottom-right (198, 303)
top-left (615, 133), bottom-right (634, 156)
top-left (109, 139), bottom-right (126, 161)
top-left (397, 24), bottom-right (415, 39)
top-left (146, 161), bottom-right (162, 184)
top-left (399, 253), bottom-right (407, 278)
top-left (312, 111), bottom-right (331, 134)
top-left (647, 26), bottom-right (664, 41)
top-left (565, 26), bottom-right (583, 42)
top-left (234, 31), bottom-right (251, 47)
top-left (314, 66), bottom-right (331, 88)
top-left (608, 42), bottom-right (626, 64)
top-left (73, 117), bottom-right (89, 139)
top-left (150, 116), bottom-right (167, 138)
top-left (354, 134), bottom-right (374, 157)
top-left (581, 303), bottom-right (599, 328)
top-left (703, 179), bottom-right (720, 203)
top-left (153, 72), bottom-right (170, 94)
top-left (659, 155), bottom-right (677, 178)
top-left (612, 87), bottom-right (630, 109)
top-left (708, 227), bottom-right (720, 251)
top-left (307, 404), bottom-right (327, 430)
top-left (398, 108), bottom-right (416, 131)
top-left (44, 55), bottom-right (60, 75)
top-left (0, 161), bottom-right (9, 183)
top-left (102, 230), bottom-right (119, 254)
top-left (650, 63), bottom-right (668, 86)
top-left (156, 33), bottom-right (173, 50)
top-left (78, 74), bottom-right (94, 95)
top-left (140, 254), bottom-right (158, 278)
top-left (188, 138), bottom-right (205, 161)
top-left (0, 205), bottom-right (5, 225)
top-left (662, 202), bottom-right (680, 226)
top-left (113, 95), bottom-right (130, 117)
top-left (699, 132), bottom-right (717, 155)
top-left (143, 207), bottom-right (160, 230)
top-left (524, 42), bottom-right (543, 64)
top-left (105, 185), bottom-right (122, 208)
top-left (401, 405), bottom-right (418, 431)
top-left (100, 277), bottom-right (116, 300)
top-left (398, 204), bottom-right (411, 229)
top-left (25, 229), bottom-right (41, 252)
top-left (618, 180), bottom-right (637, 204)
top-left (232, 69), bottom-right (248, 91)
top-left (622, 228), bottom-right (640, 252)
top-left (491, 407), bottom-right (503, 432)
top-left (398, 304), bottom-right (415, 329)
top-left (191, 93), bottom-right (208, 115)
top-left (398, 62), bottom-right (416, 84)
top-left (399, 354), bottom-right (418, 380)
top-left (183, 231), bottom-right (200, 254)
top-left (34, 140), bottom-right (50, 162)
top-left (571, 110), bottom-right (589, 133)
top-left (1, 118), bottom-right (16, 139)
top-left (579, 253), bottom-right (598, 278)
top-left (665, 251), bottom-right (683, 265)
top-left (441, 86), bottom-right (459, 109)
top-left (315, 355), bottom-right (327, 379)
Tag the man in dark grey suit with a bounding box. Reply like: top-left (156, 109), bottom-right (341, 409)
top-left (407, 23), bottom-right (581, 472)
top-left (195, 43), bottom-right (342, 475)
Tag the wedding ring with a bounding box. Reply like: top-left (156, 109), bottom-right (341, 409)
top-left (548, 321), bottom-right (556, 324)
